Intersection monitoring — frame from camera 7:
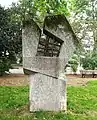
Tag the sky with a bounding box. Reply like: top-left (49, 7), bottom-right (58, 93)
top-left (0, 0), bottom-right (18, 7)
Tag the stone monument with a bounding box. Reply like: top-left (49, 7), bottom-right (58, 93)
top-left (22, 15), bottom-right (79, 111)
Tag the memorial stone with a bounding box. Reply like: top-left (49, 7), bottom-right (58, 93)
top-left (22, 15), bottom-right (79, 111)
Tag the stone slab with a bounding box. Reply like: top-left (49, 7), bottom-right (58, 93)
top-left (23, 56), bottom-right (66, 78)
top-left (29, 73), bottom-right (67, 111)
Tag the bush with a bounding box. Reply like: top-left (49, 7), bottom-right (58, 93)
top-left (81, 52), bottom-right (97, 70)
top-left (67, 54), bottom-right (79, 73)
top-left (0, 57), bottom-right (11, 76)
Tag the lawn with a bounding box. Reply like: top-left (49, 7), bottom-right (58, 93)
top-left (0, 80), bottom-right (97, 120)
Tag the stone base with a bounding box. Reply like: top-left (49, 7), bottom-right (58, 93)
top-left (29, 73), bottom-right (67, 111)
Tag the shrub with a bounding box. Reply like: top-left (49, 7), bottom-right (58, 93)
top-left (0, 57), bottom-right (11, 76)
top-left (67, 54), bottom-right (79, 73)
top-left (81, 52), bottom-right (97, 70)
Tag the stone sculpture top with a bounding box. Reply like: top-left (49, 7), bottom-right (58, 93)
top-left (22, 15), bottom-right (79, 78)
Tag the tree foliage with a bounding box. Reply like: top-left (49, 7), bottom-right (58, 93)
top-left (81, 52), bottom-right (97, 70)
top-left (10, 0), bottom-right (70, 25)
top-left (67, 54), bottom-right (79, 73)
top-left (70, 0), bottom-right (97, 51)
top-left (0, 6), bottom-right (22, 75)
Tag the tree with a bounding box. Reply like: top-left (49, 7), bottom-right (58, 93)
top-left (0, 5), bottom-right (22, 75)
top-left (0, 6), bottom-right (11, 75)
top-left (70, 0), bottom-right (97, 51)
top-left (81, 52), bottom-right (97, 70)
top-left (10, 0), bottom-right (70, 26)
top-left (7, 7), bottom-right (22, 61)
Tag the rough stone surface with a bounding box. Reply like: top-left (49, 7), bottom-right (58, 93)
top-left (43, 15), bottom-right (78, 65)
top-left (22, 19), bottom-right (41, 58)
top-left (23, 15), bottom-right (78, 77)
top-left (29, 73), bottom-right (66, 111)
top-left (23, 57), bottom-right (66, 78)
top-left (22, 15), bottom-right (78, 111)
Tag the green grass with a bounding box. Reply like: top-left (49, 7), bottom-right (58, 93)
top-left (0, 81), bottom-right (97, 120)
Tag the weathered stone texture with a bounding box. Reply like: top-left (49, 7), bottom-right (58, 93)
top-left (23, 15), bottom-right (78, 78)
top-left (22, 15), bottom-right (78, 111)
top-left (23, 57), bottom-right (66, 78)
top-left (29, 73), bottom-right (66, 111)
top-left (22, 20), bottom-right (41, 58)
top-left (43, 15), bottom-right (76, 63)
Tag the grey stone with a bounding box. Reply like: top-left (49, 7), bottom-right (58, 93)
top-left (22, 15), bottom-right (79, 111)
top-left (29, 73), bottom-right (67, 111)
top-left (43, 15), bottom-right (78, 64)
top-left (23, 15), bottom-right (79, 78)
top-left (22, 20), bottom-right (41, 58)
